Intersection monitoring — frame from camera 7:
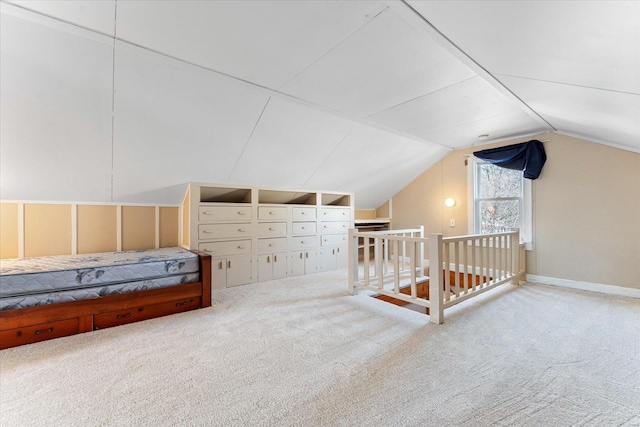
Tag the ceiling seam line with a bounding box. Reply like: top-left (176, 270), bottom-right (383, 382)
top-left (114, 37), bottom-right (449, 150)
top-left (494, 73), bottom-right (640, 96)
top-left (399, 0), bottom-right (557, 132)
top-left (274, 4), bottom-right (390, 91)
top-left (0, 1), bottom-right (115, 39)
top-left (226, 97), bottom-right (271, 183)
top-left (110, 0), bottom-right (118, 203)
top-left (298, 125), bottom-right (356, 190)
top-left (421, 110), bottom-right (546, 139)
top-left (4, 1), bottom-right (450, 151)
top-left (364, 75), bottom-right (478, 118)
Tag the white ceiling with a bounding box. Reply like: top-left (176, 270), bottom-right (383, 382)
top-left (1, 1), bottom-right (638, 208)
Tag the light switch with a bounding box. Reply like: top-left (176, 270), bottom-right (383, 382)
top-left (450, 219), bottom-right (455, 227)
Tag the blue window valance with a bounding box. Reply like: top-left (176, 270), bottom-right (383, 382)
top-left (473, 139), bottom-right (547, 180)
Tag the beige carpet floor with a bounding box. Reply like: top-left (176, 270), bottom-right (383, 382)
top-left (1, 270), bottom-right (639, 426)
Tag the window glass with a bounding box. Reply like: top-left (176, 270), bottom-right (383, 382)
top-left (479, 200), bottom-right (520, 234)
top-left (478, 164), bottom-right (522, 198)
top-left (475, 162), bottom-right (523, 234)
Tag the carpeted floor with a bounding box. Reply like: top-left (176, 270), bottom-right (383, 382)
top-left (1, 270), bottom-right (639, 426)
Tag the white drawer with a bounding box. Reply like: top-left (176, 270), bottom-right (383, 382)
top-left (291, 236), bottom-right (317, 250)
top-left (321, 208), bottom-right (350, 221)
top-left (321, 234), bottom-right (348, 246)
top-left (198, 223), bottom-right (253, 240)
top-left (258, 206), bottom-right (287, 220)
top-left (258, 238), bottom-right (287, 253)
top-left (199, 240), bottom-right (251, 256)
top-left (199, 206), bottom-right (251, 222)
top-left (320, 221), bottom-right (350, 234)
top-left (292, 221), bottom-right (316, 236)
top-left (257, 222), bottom-right (287, 238)
top-left (292, 207), bottom-right (316, 220)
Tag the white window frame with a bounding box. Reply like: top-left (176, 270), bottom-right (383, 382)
top-left (468, 158), bottom-right (533, 249)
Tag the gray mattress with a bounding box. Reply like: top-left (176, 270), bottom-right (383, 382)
top-left (0, 247), bottom-right (200, 311)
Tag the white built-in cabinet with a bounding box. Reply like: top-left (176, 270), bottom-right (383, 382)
top-left (181, 183), bottom-right (354, 289)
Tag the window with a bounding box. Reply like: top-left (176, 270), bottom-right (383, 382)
top-left (471, 161), bottom-right (532, 247)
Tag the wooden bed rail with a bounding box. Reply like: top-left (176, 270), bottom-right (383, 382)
top-left (0, 251), bottom-right (212, 350)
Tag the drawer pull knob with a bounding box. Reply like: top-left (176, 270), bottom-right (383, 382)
top-left (301, 212), bottom-right (305, 215)
top-left (117, 312), bottom-right (131, 319)
top-left (203, 230), bottom-right (213, 233)
top-left (237, 211), bottom-right (246, 215)
top-left (269, 211), bottom-right (275, 215)
top-left (35, 327), bottom-right (54, 335)
top-left (203, 211), bottom-right (213, 215)
top-left (203, 248), bottom-right (211, 252)
top-left (269, 227), bottom-right (275, 231)
top-left (269, 243), bottom-right (273, 247)
top-left (175, 301), bottom-right (188, 307)
top-left (237, 245), bottom-right (245, 249)
top-left (238, 228), bottom-right (245, 232)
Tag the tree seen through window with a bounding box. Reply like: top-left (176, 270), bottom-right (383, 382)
top-left (475, 163), bottom-right (522, 234)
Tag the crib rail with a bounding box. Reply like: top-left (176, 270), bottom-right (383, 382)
top-left (348, 227), bottom-right (429, 309)
top-left (348, 227), bottom-right (521, 324)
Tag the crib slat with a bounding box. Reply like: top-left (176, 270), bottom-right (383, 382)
top-left (492, 236), bottom-right (497, 285)
top-left (410, 242), bottom-right (417, 298)
top-left (444, 242), bottom-right (451, 301)
top-left (376, 238), bottom-right (384, 290)
top-left (479, 237), bottom-right (485, 288)
top-left (383, 237), bottom-right (389, 275)
top-left (364, 237), bottom-right (370, 285)
top-left (393, 239), bottom-right (400, 293)
top-left (403, 236), bottom-right (408, 271)
top-left (471, 239), bottom-right (477, 291)
top-left (454, 241), bottom-right (460, 297)
top-left (496, 236), bottom-right (501, 281)
top-left (462, 240), bottom-right (468, 295)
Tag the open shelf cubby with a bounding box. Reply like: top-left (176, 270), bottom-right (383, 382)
top-left (321, 194), bottom-right (351, 206)
top-left (258, 190), bottom-right (317, 205)
top-left (200, 187), bottom-right (252, 203)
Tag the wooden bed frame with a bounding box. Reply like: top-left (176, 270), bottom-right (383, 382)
top-left (0, 250), bottom-right (212, 350)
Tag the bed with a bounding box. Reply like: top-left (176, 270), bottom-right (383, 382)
top-left (0, 247), bottom-right (211, 349)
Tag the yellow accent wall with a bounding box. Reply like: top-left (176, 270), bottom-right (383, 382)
top-left (160, 207), bottom-right (179, 248)
top-left (78, 205), bottom-right (117, 254)
top-left (390, 132), bottom-right (640, 290)
top-left (0, 202), bottom-right (180, 259)
top-left (0, 203), bottom-right (19, 259)
top-left (355, 209), bottom-right (376, 220)
top-left (24, 204), bottom-right (72, 257)
top-left (122, 206), bottom-right (156, 251)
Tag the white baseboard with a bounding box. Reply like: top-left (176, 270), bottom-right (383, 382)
top-left (526, 274), bottom-right (640, 299)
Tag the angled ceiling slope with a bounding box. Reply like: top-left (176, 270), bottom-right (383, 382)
top-left (1, 1), bottom-right (638, 210)
top-left (408, 0), bottom-right (640, 153)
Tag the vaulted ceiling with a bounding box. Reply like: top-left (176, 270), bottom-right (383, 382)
top-left (1, 1), bottom-right (638, 208)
